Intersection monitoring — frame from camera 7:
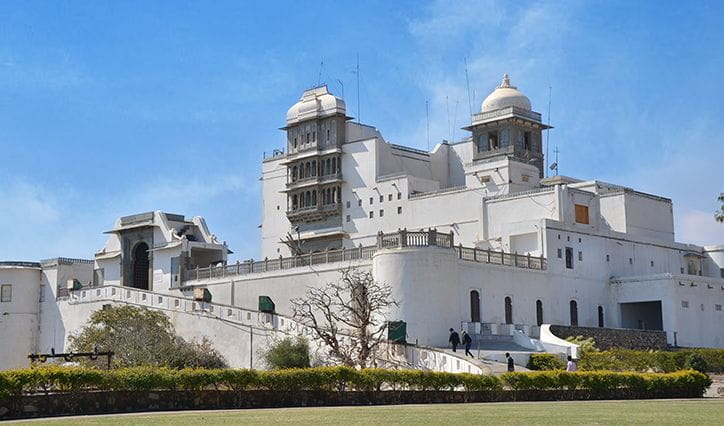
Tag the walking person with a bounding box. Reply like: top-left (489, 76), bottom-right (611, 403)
top-left (566, 355), bottom-right (577, 372)
top-left (505, 352), bottom-right (515, 372)
top-left (448, 328), bottom-right (460, 352)
top-left (462, 330), bottom-right (474, 358)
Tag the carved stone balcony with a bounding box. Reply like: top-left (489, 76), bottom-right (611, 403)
top-left (285, 172), bottom-right (343, 191)
top-left (286, 202), bottom-right (341, 222)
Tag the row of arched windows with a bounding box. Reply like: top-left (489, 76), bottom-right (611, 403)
top-left (290, 156), bottom-right (341, 183)
top-left (469, 292), bottom-right (605, 328)
top-left (290, 186), bottom-right (342, 211)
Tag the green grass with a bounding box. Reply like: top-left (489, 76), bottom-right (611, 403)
top-left (15, 400), bottom-right (724, 425)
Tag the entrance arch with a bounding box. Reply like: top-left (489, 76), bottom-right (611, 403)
top-left (570, 300), bottom-right (578, 326)
top-left (132, 242), bottom-right (150, 290)
top-left (504, 296), bottom-right (513, 324)
top-left (470, 290), bottom-right (480, 323)
top-left (536, 300), bottom-right (544, 326)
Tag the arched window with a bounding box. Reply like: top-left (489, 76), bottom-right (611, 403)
top-left (292, 194), bottom-right (298, 210)
top-left (337, 157), bottom-right (341, 173)
top-left (570, 300), bottom-right (578, 326)
top-left (305, 162), bottom-right (311, 178)
top-left (504, 296), bottom-right (513, 325)
top-left (292, 166), bottom-right (298, 182)
top-left (536, 300), bottom-right (543, 326)
top-left (311, 190), bottom-right (317, 206)
top-left (326, 188), bottom-right (331, 205)
top-left (311, 160), bottom-right (316, 176)
top-left (332, 157), bottom-right (337, 174)
top-left (132, 242), bottom-right (150, 290)
top-left (326, 158), bottom-right (331, 176)
top-left (305, 191), bottom-right (311, 207)
top-left (598, 306), bottom-right (604, 327)
top-left (337, 186), bottom-right (341, 203)
top-left (331, 188), bottom-right (337, 204)
top-left (470, 290), bottom-right (480, 323)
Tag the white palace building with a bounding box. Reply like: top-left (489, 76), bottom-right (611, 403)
top-left (2, 75), bottom-right (723, 370)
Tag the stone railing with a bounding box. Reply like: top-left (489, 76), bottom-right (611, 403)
top-left (183, 229), bottom-right (546, 283)
top-left (472, 105), bottom-right (542, 123)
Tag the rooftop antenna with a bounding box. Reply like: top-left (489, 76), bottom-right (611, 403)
top-left (545, 84), bottom-right (552, 177)
top-left (336, 79), bottom-right (344, 99)
top-left (426, 100), bottom-right (430, 152)
top-left (464, 57), bottom-right (472, 116)
top-left (446, 95), bottom-right (450, 141)
top-left (549, 146), bottom-right (560, 176)
top-left (356, 53), bottom-right (361, 124)
top-left (317, 61), bottom-right (324, 86)
top-left (452, 100), bottom-right (459, 143)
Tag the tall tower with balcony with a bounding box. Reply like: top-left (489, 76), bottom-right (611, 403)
top-left (281, 86), bottom-right (351, 251)
top-left (463, 74), bottom-right (551, 178)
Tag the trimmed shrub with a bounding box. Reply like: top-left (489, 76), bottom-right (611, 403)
top-left (0, 366), bottom-right (711, 399)
top-left (683, 353), bottom-right (708, 373)
top-left (579, 348), bottom-right (724, 373)
top-left (528, 353), bottom-right (565, 371)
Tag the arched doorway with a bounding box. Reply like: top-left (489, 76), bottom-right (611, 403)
top-left (470, 290), bottom-right (480, 323)
top-left (570, 300), bottom-right (578, 326)
top-left (598, 306), bottom-right (604, 327)
top-left (504, 296), bottom-right (513, 324)
top-left (536, 300), bottom-right (544, 326)
top-left (132, 242), bottom-right (150, 290)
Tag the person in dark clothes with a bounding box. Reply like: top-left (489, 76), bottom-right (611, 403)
top-left (462, 330), bottom-right (474, 358)
top-left (448, 328), bottom-right (460, 352)
top-left (505, 352), bottom-right (515, 372)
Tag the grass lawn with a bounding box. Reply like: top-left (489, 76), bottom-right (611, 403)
top-left (14, 399), bottom-right (724, 425)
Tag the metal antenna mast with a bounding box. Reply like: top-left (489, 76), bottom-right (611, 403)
top-left (545, 84), bottom-right (552, 177)
top-left (446, 95), bottom-right (450, 141)
top-left (464, 57), bottom-right (472, 116)
top-left (356, 53), bottom-right (361, 124)
top-left (317, 61), bottom-right (324, 86)
top-left (426, 100), bottom-right (430, 152)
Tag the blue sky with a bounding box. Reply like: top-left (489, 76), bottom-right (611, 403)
top-left (1, 0), bottom-right (723, 261)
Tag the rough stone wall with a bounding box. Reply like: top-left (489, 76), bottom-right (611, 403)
top-left (550, 325), bottom-right (668, 350)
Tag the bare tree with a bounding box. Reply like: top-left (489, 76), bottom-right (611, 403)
top-left (291, 268), bottom-right (399, 368)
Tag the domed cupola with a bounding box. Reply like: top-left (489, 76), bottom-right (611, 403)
top-left (481, 74), bottom-right (532, 112)
top-left (286, 85), bottom-right (346, 126)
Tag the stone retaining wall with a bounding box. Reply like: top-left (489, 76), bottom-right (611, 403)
top-left (550, 325), bottom-right (667, 350)
top-left (0, 388), bottom-right (703, 420)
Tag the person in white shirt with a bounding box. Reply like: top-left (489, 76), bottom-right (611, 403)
top-left (566, 355), bottom-right (577, 372)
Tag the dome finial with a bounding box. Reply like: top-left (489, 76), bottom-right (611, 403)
top-left (500, 73), bottom-right (511, 88)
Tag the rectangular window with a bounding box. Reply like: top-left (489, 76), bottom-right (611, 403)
top-left (397, 206), bottom-right (402, 214)
top-left (397, 192), bottom-right (402, 200)
top-left (0, 284), bottom-right (11, 302)
top-left (629, 258), bottom-right (633, 265)
top-left (379, 195), bottom-right (384, 203)
top-left (523, 131), bottom-right (531, 150)
top-left (565, 247), bottom-right (574, 269)
top-left (681, 301), bottom-right (689, 308)
top-left (575, 204), bottom-right (589, 224)
top-left (716, 304), bottom-right (722, 311)
top-left (369, 197), bottom-right (373, 205)
top-left (346, 201), bottom-right (350, 208)
top-left (369, 211), bottom-right (374, 219)
top-left (358, 199), bottom-right (362, 207)
top-left (327, 129), bottom-right (330, 141)
top-left (578, 251), bottom-right (583, 261)
top-left (606, 254), bottom-right (610, 262)
top-left (650, 260), bottom-right (654, 267)
top-left (346, 215), bottom-right (350, 222)
top-left (388, 194), bottom-right (393, 201)
top-left (681, 267), bottom-right (685, 274)
top-left (522, 175), bottom-right (530, 183)
top-left (557, 248), bottom-right (562, 259)
top-left (720, 268), bottom-right (724, 278)
top-left (379, 209), bottom-right (384, 217)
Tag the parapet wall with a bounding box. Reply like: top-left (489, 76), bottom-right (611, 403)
top-left (550, 325), bottom-right (667, 350)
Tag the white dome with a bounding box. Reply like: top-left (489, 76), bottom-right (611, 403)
top-left (481, 74), bottom-right (531, 112)
top-left (286, 86), bottom-right (346, 125)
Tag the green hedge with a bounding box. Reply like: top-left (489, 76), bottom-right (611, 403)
top-left (579, 349), bottom-right (724, 373)
top-left (528, 353), bottom-right (565, 371)
top-left (0, 366), bottom-right (710, 399)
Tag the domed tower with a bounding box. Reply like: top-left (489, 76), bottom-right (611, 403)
top-left (281, 85), bottom-right (352, 231)
top-left (463, 74), bottom-right (551, 178)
